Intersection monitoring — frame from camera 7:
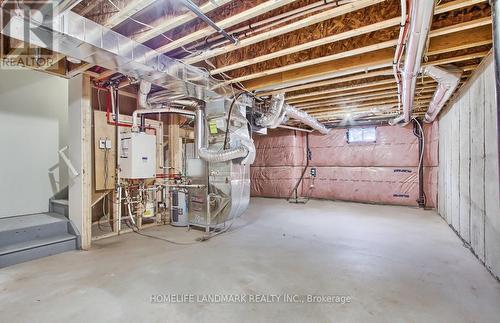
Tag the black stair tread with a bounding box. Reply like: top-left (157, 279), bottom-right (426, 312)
top-left (51, 199), bottom-right (69, 206)
top-left (0, 213), bottom-right (68, 233)
top-left (0, 233), bottom-right (76, 256)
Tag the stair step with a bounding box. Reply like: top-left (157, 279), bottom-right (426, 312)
top-left (0, 234), bottom-right (77, 268)
top-left (0, 213), bottom-right (69, 246)
top-left (50, 199), bottom-right (69, 217)
top-left (50, 199), bottom-right (69, 206)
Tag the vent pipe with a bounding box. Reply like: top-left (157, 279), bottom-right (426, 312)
top-left (256, 94), bottom-right (331, 134)
top-left (421, 65), bottom-right (462, 123)
top-left (397, 0), bottom-right (435, 124)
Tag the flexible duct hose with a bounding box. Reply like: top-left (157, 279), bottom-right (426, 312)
top-left (198, 146), bottom-right (249, 163)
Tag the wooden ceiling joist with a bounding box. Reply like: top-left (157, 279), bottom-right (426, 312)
top-left (209, 0), bottom-right (489, 77)
top-left (433, 0), bottom-right (487, 15)
top-left (288, 82), bottom-right (399, 104)
top-left (291, 83), bottom-right (438, 106)
top-left (154, 0), bottom-right (297, 54)
top-left (300, 89), bottom-right (437, 111)
top-left (310, 96), bottom-right (433, 117)
top-left (230, 19), bottom-right (491, 89)
top-left (225, 40), bottom-right (398, 85)
top-left (104, 0), bottom-right (157, 28)
top-left (259, 69), bottom-right (395, 96)
top-left (185, 0), bottom-right (386, 65)
top-left (209, 17), bottom-right (400, 75)
top-left (426, 25), bottom-right (492, 56)
top-left (134, 0), bottom-right (233, 43)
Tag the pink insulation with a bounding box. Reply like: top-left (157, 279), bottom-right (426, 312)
top-left (251, 167), bottom-right (304, 198)
top-left (308, 125), bottom-right (420, 167)
top-left (253, 129), bottom-right (305, 167)
top-left (423, 122), bottom-right (439, 167)
top-left (251, 124), bottom-right (439, 208)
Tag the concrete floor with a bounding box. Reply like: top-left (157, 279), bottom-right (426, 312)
top-left (1, 198), bottom-right (500, 323)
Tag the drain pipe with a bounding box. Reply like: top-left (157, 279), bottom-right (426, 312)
top-left (398, 0), bottom-right (435, 124)
top-left (421, 65), bottom-right (462, 123)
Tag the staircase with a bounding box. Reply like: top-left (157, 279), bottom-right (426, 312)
top-left (0, 199), bottom-right (79, 268)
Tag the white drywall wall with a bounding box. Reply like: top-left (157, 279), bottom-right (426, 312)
top-left (0, 67), bottom-right (68, 218)
top-left (439, 54), bottom-right (500, 279)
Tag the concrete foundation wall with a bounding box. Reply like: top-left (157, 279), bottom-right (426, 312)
top-left (438, 54), bottom-right (500, 279)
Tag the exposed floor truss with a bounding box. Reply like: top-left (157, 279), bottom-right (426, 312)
top-left (0, 0), bottom-right (493, 127)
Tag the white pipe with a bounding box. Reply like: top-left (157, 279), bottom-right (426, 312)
top-left (284, 104), bottom-right (330, 135)
top-left (278, 125), bottom-right (313, 133)
top-left (393, 0), bottom-right (408, 114)
top-left (132, 107), bottom-right (196, 130)
top-left (400, 0), bottom-right (435, 123)
top-left (258, 94), bottom-right (331, 134)
top-left (422, 65), bottom-right (462, 123)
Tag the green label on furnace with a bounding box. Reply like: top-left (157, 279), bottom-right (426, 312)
top-left (209, 121), bottom-right (218, 134)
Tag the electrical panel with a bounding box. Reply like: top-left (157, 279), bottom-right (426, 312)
top-left (120, 132), bottom-right (156, 179)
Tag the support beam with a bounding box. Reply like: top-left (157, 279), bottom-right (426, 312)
top-left (185, 0), bottom-right (386, 65)
top-left (68, 74), bottom-right (92, 250)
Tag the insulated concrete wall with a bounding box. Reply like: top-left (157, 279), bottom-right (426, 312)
top-left (251, 123), bottom-right (438, 207)
top-left (251, 129), bottom-right (306, 198)
top-left (0, 67), bottom-right (69, 218)
top-left (438, 54), bottom-right (500, 279)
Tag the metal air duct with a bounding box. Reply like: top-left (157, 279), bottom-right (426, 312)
top-left (1, 10), bottom-right (232, 99)
top-left (421, 65), bottom-right (462, 123)
top-left (256, 94), bottom-right (331, 134)
top-left (398, 0), bottom-right (435, 123)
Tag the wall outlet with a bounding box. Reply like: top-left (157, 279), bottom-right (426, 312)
top-left (99, 138), bottom-right (112, 150)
